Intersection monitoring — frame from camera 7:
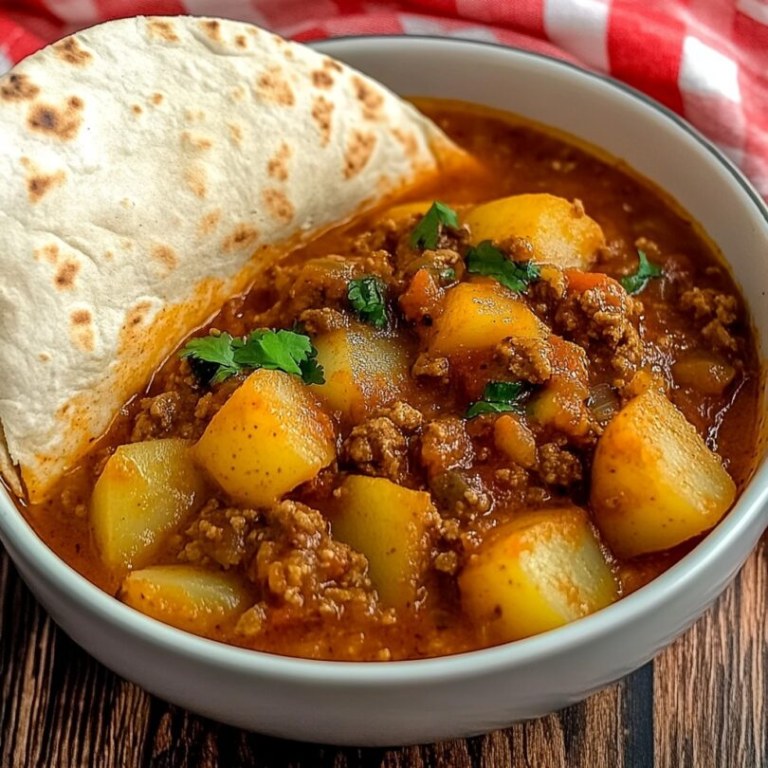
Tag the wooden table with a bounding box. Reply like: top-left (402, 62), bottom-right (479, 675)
top-left (1, 534), bottom-right (765, 768)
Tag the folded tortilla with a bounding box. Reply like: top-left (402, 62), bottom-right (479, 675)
top-left (0, 16), bottom-right (462, 502)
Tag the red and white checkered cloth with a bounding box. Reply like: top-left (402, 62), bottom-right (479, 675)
top-left (1, 0), bottom-right (766, 197)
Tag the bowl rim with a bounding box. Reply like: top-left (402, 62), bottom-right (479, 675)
top-left (1, 34), bottom-right (767, 687)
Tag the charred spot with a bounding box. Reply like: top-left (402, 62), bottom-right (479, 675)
top-left (200, 19), bottom-right (221, 41)
top-left (71, 309), bottom-right (91, 326)
top-left (150, 92), bottom-right (164, 106)
top-left (312, 69), bottom-right (334, 89)
top-left (256, 68), bottom-right (295, 107)
top-left (352, 76), bottom-right (384, 119)
top-left (311, 96), bottom-right (333, 147)
top-left (1, 73), bottom-right (40, 102)
top-left (25, 168), bottom-right (66, 203)
top-left (53, 37), bottom-right (92, 66)
top-left (151, 244), bottom-right (179, 272)
top-left (267, 142), bottom-right (291, 181)
top-left (131, 104), bottom-right (143, 116)
top-left (34, 243), bottom-right (60, 264)
top-left (343, 129), bottom-right (376, 179)
top-left (235, 35), bottom-right (247, 49)
top-left (54, 259), bottom-right (80, 290)
top-left (27, 98), bottom-right (83, 141)
top-left (222, 224), bottom-right (259, 254)
top-left (147, 19), bottom-right (180, 43)
top-left (198, 209), bottom-right (222, 237)
top-left (228, 123), bottom-right (243, 145)
top-left (262, 188), bottom-right (295, 224)
top-left (323, 57), bottom-right (342, 73)
top-left (184, 166), bottom-right (207, 199)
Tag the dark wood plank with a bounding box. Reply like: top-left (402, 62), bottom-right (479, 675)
top-left (1, 535), bottom-right (765, 768)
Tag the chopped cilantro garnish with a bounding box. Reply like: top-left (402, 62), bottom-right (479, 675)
top-left (466, 381), bottom-right (531, 419)
top-left (180, 329), bottom-right (325, 385)
top-left (347, 275), bottom-right (388, 329)
top-left (620, 250), bottom-right (663, 295)
top-left (409, 201), bottom-right (459, 250)
top-left (466, 240), bottom-right (540, 293)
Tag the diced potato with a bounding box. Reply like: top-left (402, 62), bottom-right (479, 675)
top-left (331, 475), bottom-right (437, 610)
top-left (120, 565), bottom-right (251, 636)
top-left (590, 389), bottom-right (737, 558)
top-left (91, 438), bottom-right (206, 571)
top-left (313, 325), bottom-right (410, 420)
top-left (494, 414), bottom-right (537, 469)
top-left (194, 369), bottom-right (335, 507)
top-left (429, 281), bottom-right (547, 358)
top-left (464, 194), bottom-right (605, 269)
top-left (459, 507), bottom-right (618, 643)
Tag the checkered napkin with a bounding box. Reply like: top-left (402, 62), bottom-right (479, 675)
top-left (1, 0), bottom-right (766, 197)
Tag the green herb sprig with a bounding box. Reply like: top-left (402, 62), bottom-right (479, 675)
top-left (466, 240), bottom-right (540, 293)
top-left (466, 381), bottom-right (532, 419)
top-left (347, 275), bottom-right (388, 329)
top-left (180, 329), bottom-right (324, 385)
top-left (409, 201), bottom-right (459, 250)
top-left (620, 250), bottom-right (663, 295)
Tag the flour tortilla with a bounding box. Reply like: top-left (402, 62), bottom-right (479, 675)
top-left (0, 16), bottom-right (463, 502)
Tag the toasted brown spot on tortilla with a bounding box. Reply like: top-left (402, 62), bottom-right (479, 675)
top-left (352, 76), bottom-right (384, 120)
top-left (181, 131), bottom-right (213, 152)
top-left (229, 85), bottom-right (246, 102)
top-left (228, 123), bottom-right (243, 145)
top-left (392, 127), bottom-right (419, 160)
top-left (70, 309), bottom-right (95, 352)
top-left (200, 19), bottom-right (221, 41)
top-left (54, 259), bottom-right (80, 290)
top-left (184, 108), bottom-right (206, 124)
top-left (127, 300), bottom-right (153, 328)
top-left (311, 96), bottom-right (334, 147)
top-left (1, 73), bottom-right (39, 102)
top-left (312, 69), bottom-right (334, 89)
top-left (267, 142), bottom-right (291, 182)
top-left (53, 37), bottom-right (92, 66)
top-left (257, 68), bottom-right (295, 107)
top-left (104, 250), bottom-right (115, 261)
top-left (35, 243), bottom-right (60, 264)
top-left (235, 35), bottom-right (247, 49)
top-left (27, 97), bottom-right (84, 141)
top-left (147, 19), bottom-right (180, 43)
top-left (150, 92), bottom-right (164, 106)
top-left (131, 104), bottom-right (143, 116)
top-left (222, 224), bottom-right (259, 254)
top-left (262, 188), bottom-right (295, 224)
top-left (184, 167), bottom-right (207, 199)
top-left (38, 353), bottom-right (50, 363)
top-left (24, 163), bottom-right (66, 203)
top-left (323, 57), bottom-right (342, 73)
top-left (198, 209), bottom-right (222, 237)
top-left (343, 130), bottom-right (376, 179)
top-left (151, 244), bottom-right (179, 272)
top-left (71, 309), bottom-right (91, 326)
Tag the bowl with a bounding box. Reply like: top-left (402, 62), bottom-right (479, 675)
top-left (0, 36), bottom-right (766, 747)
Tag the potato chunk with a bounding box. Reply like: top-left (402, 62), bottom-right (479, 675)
top-left (459, 507), bottom-right (618, 642)
top-left (120, 565), bottom-right (251, 636)
top-left (429, 281), bottom-right (547, 358)
top-left (464, 194), bottom-right (604, 269)
top-left (194, 369), bottom-right (335, 507)
top-left (331, 475), bottom-right (437, 610)
top-left (590, 389), bottom-right (737, 558)
top-left (91, 438), bottom-right (206, 571)
top-left (313, 325), bottom-right (409, 420)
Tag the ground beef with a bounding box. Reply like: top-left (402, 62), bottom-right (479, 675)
top-left (130, 391), bottom-right (182, 442)
top-left (554, 280), bottom-right (644, 387)
top-left (247, 500), bottom-right (375, 619)
top-left (536, 442), bottom-right (583, 487)
top-left (298, 307), bottom-right (349, 335)
top-left (341, 416), bottom-right (409, 482)
top-left (495, 336), bottom-right (553, 384)
top-left (179, 500), bottom-right (261, 568)
top-left (679, 287), bottom-right (740, 353)
top-left (412, 353), bottom-right (450, 382)
top-left (376, 401), bottom-right (423, 433)
top-left (420, 417), bottom-right (474, 477)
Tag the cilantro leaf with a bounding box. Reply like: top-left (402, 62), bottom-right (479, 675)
top-left (466, 240), bottom-right (540, 292)
top-left (620, 250), bottom-right (663, 295)
top-left (180, 332), bottom-right (240, 384)
top-left (180, 329), bottom-right (325, 385)
top-left (409, 201), bottom-right (459, 250)
top-left (347, 275), bottom-right (388, 329)
top-left (466, 381), bottom-right (531, 419)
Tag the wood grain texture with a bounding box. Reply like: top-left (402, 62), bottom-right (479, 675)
top-left (1, 534), bottom-right (765, 768)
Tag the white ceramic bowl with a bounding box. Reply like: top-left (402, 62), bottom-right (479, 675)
top-left (1, 36), bottom-right (766, 747)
